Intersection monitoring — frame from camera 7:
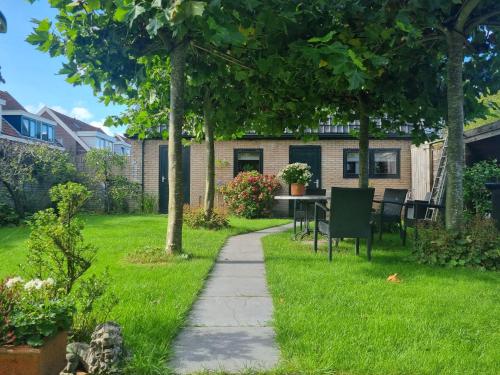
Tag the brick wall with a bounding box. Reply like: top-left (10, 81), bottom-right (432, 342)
top-left (131, 138), bottom-right (412, 216)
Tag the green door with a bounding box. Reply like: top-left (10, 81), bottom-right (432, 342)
top-left (159, 145), bottom-right (190, 213)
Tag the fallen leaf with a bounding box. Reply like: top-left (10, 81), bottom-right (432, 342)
top-left (387, 273), bottom-right (401, 283)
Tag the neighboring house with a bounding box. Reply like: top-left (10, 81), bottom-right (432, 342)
top-left (0, 91), bottom-right (62, 149)
top-left (38, 106), bottom-right (131, 160)
top-left (128, 125), bottom-right (413, 215)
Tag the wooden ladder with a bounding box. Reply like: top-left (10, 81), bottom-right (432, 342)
top-left (425, 136), bottom-right (448, 220)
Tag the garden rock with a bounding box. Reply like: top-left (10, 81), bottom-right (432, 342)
top-left (60, 322), bottom-right (124, 375)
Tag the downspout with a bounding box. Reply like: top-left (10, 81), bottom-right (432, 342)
top-left (141, 139), bottom-right (145, 212)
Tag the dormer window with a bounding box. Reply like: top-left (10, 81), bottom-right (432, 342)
top-left (20, 116), bottom-right (54, 142)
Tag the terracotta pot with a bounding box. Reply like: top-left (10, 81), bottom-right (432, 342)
top-left (290, 183), bottom-right (306, 196)
top-left (0, 331), bottom-right (67, 375)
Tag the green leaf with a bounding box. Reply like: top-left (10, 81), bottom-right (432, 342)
top-left (185, 1), bottom-right (206, 17)
top-left (308, 31), bottom-right (334, 43)
top-left (85, 0), bottom-right (100, 11)
top-left (146, 14), bottom-right (165, 36)
top-left (37, 18), bottom-right (51, 32)
top-left (151, 0), bottom-right (162, 8)
top-left (347, 70), bottom-right (365, 90)
top-left (347, 49), bottom-right (365, 70)
top-left (113, 6), bottom-right (131, 22)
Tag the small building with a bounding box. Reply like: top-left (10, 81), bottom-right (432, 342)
top-left (128, 125), bottom-right (413, 215)
top-left (464, 120), bottom-right (500, 164)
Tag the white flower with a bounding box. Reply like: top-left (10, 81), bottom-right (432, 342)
top-left (42, 278), bottom-right (55, 288)
top-left (24, 279), bottom-right (44, 291)
top-left (5, 276), bottom-right (24, 289)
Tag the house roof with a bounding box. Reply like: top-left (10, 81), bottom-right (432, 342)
top-left (114, 133), bottom-right (131, 145)
top-left (0, 91), bottom-right (27, 111)
top-left (1, 119), bottom-right (21, 137)
top-left (45, 108), bottom-right (107, 135)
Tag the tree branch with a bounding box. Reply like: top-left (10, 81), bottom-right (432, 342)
top-left (191, 42), bottom-right (254, 71)
top-left (456, 0), bottom-right (482, 31)
top-left (465, 9), bottom-right (500, 30)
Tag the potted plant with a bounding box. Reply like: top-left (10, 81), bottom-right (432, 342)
top-left (278, 163), bottom-right (313, 196)
top-left (0, 277), bottom-right (73, 375)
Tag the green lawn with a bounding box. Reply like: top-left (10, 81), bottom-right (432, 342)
top-left (0, 214), bottom-right (289, 375)
top-left (262, 231), bottom-right (500, 375)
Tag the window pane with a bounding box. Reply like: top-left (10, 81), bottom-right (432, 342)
top-left (41, 124), bottom-right (48, 141)
top-left (345, 151), bottom-right (359, 175)
top-left (235, 150), bottom-right (262, 174)
top-left (47, 125), bottom-right (54, 141)
top-left (22, 118), bottom-right (29, 135)
top-left (29, 120), bottom-right (37, 138)
top-left (373, 151), bottom-right (397, 175)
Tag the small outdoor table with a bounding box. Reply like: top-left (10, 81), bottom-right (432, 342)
top-left (275, 195), bottom-right (329, 239)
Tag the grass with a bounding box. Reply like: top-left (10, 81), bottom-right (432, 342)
top-left (0, 214), bottom-right (289, 375)
top-left (262, 230), bottom-right (500, 375)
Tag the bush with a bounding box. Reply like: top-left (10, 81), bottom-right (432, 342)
top-left (464, 160), bottom-right (500, 215)
top-left (220, 171), bottom-right (281, 218)
top-left (109, 176), bottom-right (141, 213)
top-left (0, 203), bottom-right (20, 226)
top-left (183, 205), bottom-right (229, 230)
top-left (413, 216), bottom-right (500, 270)
top-left (27, 182), bottom-right (96, 293)
top-left (142, 193), bottom-right (158, 214)
top-left (277, 163), bottom-right (313, 185)
top-left (0, 277), bottom-right (74, 347)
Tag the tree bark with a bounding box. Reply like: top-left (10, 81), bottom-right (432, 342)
top-left (203, 91), bottom-right (216, 218)
top-left (444, 30), bottom-right (465, 231)
top-left (358, 95), bottom-right (370, 188)
top-left (165, 41), bottom-right (188, 254)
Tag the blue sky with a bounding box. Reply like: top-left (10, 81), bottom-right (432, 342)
top-left (0, 1), bottom-right (125, 135)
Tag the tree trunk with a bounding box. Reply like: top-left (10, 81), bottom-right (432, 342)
top-left (203, 91), bottom-right (215, 218)
top-left (2, 180), bottom-right (25, 218)
top-left (444, 30), bottom-right (465, 231)
top-left (358, 95), bottom-right (370, 188)
top-left (165, 41), bottom-right (188, 254)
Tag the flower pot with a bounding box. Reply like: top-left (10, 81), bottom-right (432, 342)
top-left (291, 183), bottom-right (306, 196)
top-left (0, 331), bottom-right (67, 375)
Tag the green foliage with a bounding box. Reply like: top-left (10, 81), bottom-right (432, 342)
top-left (125, 246), bottom-right (176, 264)
top-left (466, 93), bottom-right (500, 130)
top-left (141, 193), bottom-right (158, 214)
top-left (0, 140), bottom-right (76, 217)
top-left (71, 271), bottom-right (118, 342)
top-left (0, 277), bottom-right (74, 347)
top-left (0, 204), bottom-right (20, 226)
top-left (84, 149), bottom-right (138, 213)
top-left (27, 182), bottom-right (96, 293)
top-left (413, 217), bottom-right (500, 270)
top-left (464, 160), bottom-right (500, 215)
top-left (278, 163), bottom-right (313, 185)
top-left (183, 205), bottom-right (229, 230)
top-left (220, 171), bottom-right (281, 218)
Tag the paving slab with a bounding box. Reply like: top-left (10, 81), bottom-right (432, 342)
top-left (170, 327), bottom-right (280, 375)
top-left (170, 223), bottom-right (292, 374)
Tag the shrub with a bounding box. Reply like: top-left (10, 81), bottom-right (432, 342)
top-left (0, 203), bottom-right (20, 226)
top-left (464, 160), bottom-right (500, 215)
top-left (142, 193), bottom-right (158, 214)
top-left (183, 205), bottom-right (229, 230)
top-left (413, 216), bottom-right (500, 270)
top-left (220, 171), bottom-right (281, 218)
top-left (109, 176), bottom-right (141, 213)
top-left (27, 182), bottom-right (96, 293)
top-left (277, 163), bottom-right (313, 185)
top-left (71, 271), bottom-right (118, 342)
top-left (0, 277), bottom-right (74, 347)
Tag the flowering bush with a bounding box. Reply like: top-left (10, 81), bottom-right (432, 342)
top-left (220, 171), bottom-right (281, 218)
top-left (278, 163), bottom-right (313, 185)
top-left (0, 276), bottom-right (73, 347)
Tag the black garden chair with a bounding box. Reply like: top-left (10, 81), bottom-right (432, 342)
top-left (372, 188), bottom-right (408, 243)
top-left (293, 188), bottom-right (327, 235)
top-left (402, 199), bottom-right (445, 245)
top-left (314, 187), bottom-right (375, 262)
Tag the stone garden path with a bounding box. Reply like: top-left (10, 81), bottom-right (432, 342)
top-left (170, 224), bottom-right (292, 374)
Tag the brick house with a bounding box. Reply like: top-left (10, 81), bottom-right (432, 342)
top-left (128, 125), bottom-right (413, 216)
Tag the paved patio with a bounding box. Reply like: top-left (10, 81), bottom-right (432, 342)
top-left (170, 224), bottom-right (291, 374)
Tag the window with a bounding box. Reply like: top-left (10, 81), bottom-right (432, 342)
top-left (343, 149), bottom-right (359, 178)
top-left (234, 149), bottom-right (263, 176)
top-left (40, 123), bottom-right (49, 141)
top-left (97, 138), bottom-right (112, 149)
top-left (21, 118), bottom-right (30, 135)
top-left (343, 148), bottom-right (400, 179)
top-left (29, 120), bottom-right (38, 138)
top-left (47, 125), bottom-right (54, 141)
top-left (370, 149), bottom-right (400, 178)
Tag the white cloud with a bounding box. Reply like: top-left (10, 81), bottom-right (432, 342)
top-left (25, 102), bottom-right (46, 114)
top-left (90, 119), bottom-right (115, 136)
top-left (52, 105), bottom-right (69, 115)
top-left (70, 106), bottom-right (93, 121)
